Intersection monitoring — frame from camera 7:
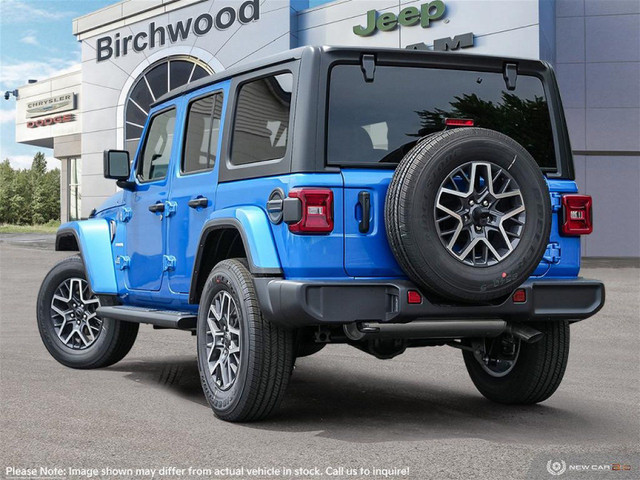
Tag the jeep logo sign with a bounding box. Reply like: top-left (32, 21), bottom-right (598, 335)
top-left (97, 0), bottom-right (259, 62)
top-left (353, 1), bottom-right (446, 37)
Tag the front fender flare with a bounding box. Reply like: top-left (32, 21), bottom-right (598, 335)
top-left (55, 220), bottom-right (118, 295)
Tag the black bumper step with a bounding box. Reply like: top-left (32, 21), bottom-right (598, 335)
top-left (96, 305), bottom-right (197, 330)
top-left (257, 277), bottom-right (605, 328)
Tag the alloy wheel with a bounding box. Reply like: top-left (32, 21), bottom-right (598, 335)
top-left (50, 278), bottom-right (102, 350)
top-left (205, 291), bottom-right (241, 391)
top-left (435, 161), bottom-right (526, 266)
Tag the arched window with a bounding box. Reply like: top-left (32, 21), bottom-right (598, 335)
top-left (125, 56), bottom-right (212, 154)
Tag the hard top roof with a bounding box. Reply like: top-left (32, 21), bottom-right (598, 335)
top-left (153, 45), bottom-right (550, 106)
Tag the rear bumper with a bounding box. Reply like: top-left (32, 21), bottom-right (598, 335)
top-left (255, 277), bottom-right (605, 328)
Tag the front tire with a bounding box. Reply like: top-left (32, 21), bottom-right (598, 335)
top-left (197, 259), bottom-right (294, 422)
top-left (463, 321), bottom-right (570, 404)
top-left (37, 256), bottom-right (139, 369)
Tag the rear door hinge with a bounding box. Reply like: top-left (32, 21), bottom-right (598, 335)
top-left (118, 206), bottom-right (132, 223)
top-left (162, 255), bottom-right (176, 272)
top-left (550, 192), bottom-right (563, 212)
top-left (164, 201), bottom-right (177, 217)
top-left (543, 242), bottom-right (561, 264)
top-left (115, 255), bottom-right (130, 270)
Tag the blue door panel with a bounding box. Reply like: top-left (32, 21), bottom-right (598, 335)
top-left (123, 181), bottom-right (169, 291)
top-left (166, 83), bottom-right (229, 293)
top-left (342, 169), bottom-right (403, 277)
top-left (123, 101), bottom-right (183, 292)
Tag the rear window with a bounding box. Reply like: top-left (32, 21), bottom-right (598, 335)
top-left (327, 65), bottom-right (557, 171)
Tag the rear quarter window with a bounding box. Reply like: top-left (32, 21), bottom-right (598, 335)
top-left (230, 73), bottom-right (293, 165)
top-left (327, 65), bottom-right (557, 171)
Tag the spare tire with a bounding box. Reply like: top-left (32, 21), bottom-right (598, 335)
top-left (385, 128), bottom-right (551, 303)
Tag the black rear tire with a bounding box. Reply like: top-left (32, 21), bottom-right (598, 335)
top-left (197, 259), bottom-right (294, 422)
top-left (385, 128), bottom-right (551, 302)
top-left (37, 256), bottom-right (139, 369)
top-left (463, 321), bottom-right (570, 404)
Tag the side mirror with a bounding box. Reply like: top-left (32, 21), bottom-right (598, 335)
top-left (103, 150), bottom-right (135, 191)
top-left (104, 150), bottom-right (130, 179)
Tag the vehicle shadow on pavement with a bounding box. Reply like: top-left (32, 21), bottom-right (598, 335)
top-left (108, 355), bottom-right (615, 445)
top-left (108, 357), bottom-right (207, 407)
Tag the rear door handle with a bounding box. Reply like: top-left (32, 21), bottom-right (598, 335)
top-left (148, 202), bottom-right (165, 213)
top-left (188, 197), bottom-right (209, 209)
top-left (358, 191), bottom-right (371, 233)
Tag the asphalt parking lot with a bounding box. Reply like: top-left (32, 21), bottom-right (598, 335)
top-left (0, 239), bottom-right (638, 480)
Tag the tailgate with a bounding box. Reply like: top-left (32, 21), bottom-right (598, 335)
top-left (342, 169), bottom-right (580, 279)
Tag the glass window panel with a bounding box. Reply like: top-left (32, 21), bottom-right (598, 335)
top-left (182, 93), bottom-right (224, 173)
top-left (145, 62), bottom-right (169, 100)
top-left (125, 58), bottom-right (213, 155)
top-left (191, 66), bottom-right (209, 82)
top-left (231, 73), bottom-right (292, 165)
top-left (170, 60), bottom-right (193, 90)
top-left (327, 65), bottom-right (557, 170)
top-left (137, 108), bottom-right (176, 182)
top-left (126, 123), bottom-right (143, 141)
top-left (126, 99), bottom-right (147, 127)
top-left (129, 81), bottom-right (153, 112)
top-left (183, 95), bottom-right (213, 173)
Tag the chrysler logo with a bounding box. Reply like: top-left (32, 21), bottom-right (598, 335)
top-left (26, 93), bottom-right (76, 118)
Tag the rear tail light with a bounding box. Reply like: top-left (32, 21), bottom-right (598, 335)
top-left (288, 188), bottom-right (334, 234)
top-left (561, 194), bottom-right (593, 235)
top-left (445, 118), bottom-right (474, 127)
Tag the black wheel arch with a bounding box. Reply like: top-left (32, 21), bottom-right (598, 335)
top-left (55, 229), bottom-right (80, 251)
top-left (189, 218), bottom-right (283, 304)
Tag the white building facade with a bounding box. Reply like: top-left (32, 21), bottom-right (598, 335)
top-left (13, 0), bottom-right (640, 256)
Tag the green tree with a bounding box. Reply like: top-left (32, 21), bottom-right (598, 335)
top-left (0, 159), bottom-right (15, 223)
top-left (0, 152), bottom-right (60, 225)
top-left (31, 153), bottom-right (60, 224)
top-left (36, 169), bottom-right (61, 223)
top-left (10, 168), bottom-right (32, 224)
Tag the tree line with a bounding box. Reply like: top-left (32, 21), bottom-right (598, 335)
top-left (0, 153), bottom-right (60, 225)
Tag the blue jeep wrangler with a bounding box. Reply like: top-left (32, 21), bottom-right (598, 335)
top-left (38, 46), bottom-right (604, 422)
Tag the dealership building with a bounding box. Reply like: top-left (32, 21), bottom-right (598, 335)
top-left (13, 0), bottom-right (640, 256)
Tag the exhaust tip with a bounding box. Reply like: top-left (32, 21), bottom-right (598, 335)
top-left (509, 323), bottom-right (544, 344)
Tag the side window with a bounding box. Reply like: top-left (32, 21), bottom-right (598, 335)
top-left (137, 108), bottom-right (176, 182)
top-left (182, 93), bottom-right (224, 174)
top-left (231, 72), bottom-right (293, 165)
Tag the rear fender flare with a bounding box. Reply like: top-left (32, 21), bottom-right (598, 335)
top-left (189, 207), bottom-right (282, 303)
top-left (55, 220), bottom-right (118, 294)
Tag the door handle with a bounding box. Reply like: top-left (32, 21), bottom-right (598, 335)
top-left (188, 197), bottom-right (209, 209)
top-left (358, 191), bottom-right (371, 233)
top-left (148, 202), bottom-right (165, 213)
